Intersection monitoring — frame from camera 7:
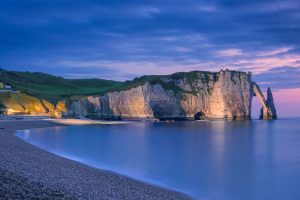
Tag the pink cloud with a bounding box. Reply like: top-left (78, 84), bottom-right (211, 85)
top-left (252, 88), bottom-right (300, 118)
top-left (272, 88), bottom-right (300, 117)
top-left (216, 48), bottom-right (243, 57)
top-left (254, 55), bottom-right (300, 67)
top-left (230, 54), bottom-right (300, 74)
top-left (256, 47), bottom-right (293, 57)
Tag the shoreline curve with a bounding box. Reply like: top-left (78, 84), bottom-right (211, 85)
top-left (0, 119), bottom-right (192, 200)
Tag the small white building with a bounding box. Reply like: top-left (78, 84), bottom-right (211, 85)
top-left (0, 83), bottom-right (12, 91)
top-left (4, 84), bottom-right (12, 89)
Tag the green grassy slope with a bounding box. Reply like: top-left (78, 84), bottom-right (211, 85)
top-left (116, 70), bottom-right (215, 94)
top-left (2, 68), bottom-right (218, 95)
top-left (0, 69), bottom-right (123, 103)
top-left (0, 69), bottom-right (215, 100)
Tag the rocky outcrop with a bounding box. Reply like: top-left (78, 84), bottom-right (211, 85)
top-left (63, 69), bottom-right (274, 120)
top-left (259, 87), bottom-right (277, 120)
top-left (0, 91), bottom-right (64, 117)
top-left (253, 83), bottom-right (277, 120)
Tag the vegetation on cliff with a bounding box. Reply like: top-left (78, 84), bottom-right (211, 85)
top-left (116, 75), bottom-right (184, 94)
top-left (0, 68), bottom-right (123, 115)
top-left (0, 68), bottom-right (123, 103)
top-left (0, 68), bottom-right (215, 102)
top-left (116, 71), bottom-right (216, 95)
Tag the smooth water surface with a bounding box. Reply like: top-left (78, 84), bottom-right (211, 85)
top-left (16, 119), bottom-right (300, 200)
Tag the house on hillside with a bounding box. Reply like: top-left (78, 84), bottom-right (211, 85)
top-left (0, 83), bottom-right (12, 90)
top-left (4, 84), bottom-right (12, 89)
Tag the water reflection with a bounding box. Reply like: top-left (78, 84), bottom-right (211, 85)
top-left (16, 120), bottom-right (300, 200)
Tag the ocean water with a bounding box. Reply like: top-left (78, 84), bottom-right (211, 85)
top-left (16, 119), bottom-right (300, 200)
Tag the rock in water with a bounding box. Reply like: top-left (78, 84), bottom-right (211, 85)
top-left (260, 87), bottom-right (277, 120)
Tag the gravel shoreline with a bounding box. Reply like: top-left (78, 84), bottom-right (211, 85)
top-left (0, 120), bottom-right (191, 200)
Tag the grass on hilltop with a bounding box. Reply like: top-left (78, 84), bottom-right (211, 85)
top-left (0, 68), bottom-right (217, 103)
top-left (0, 69), bottom-right (123, 103)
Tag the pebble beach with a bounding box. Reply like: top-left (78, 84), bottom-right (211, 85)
top-left (0, 119), bottom-right (191, 200)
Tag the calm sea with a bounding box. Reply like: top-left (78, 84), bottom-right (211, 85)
top-left (16, 119), bottom-right (300, 200)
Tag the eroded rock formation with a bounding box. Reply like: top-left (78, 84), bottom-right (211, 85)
top-left (252, 83), bottom-right (277, 120)
top-left (63, 69), bottom-right (277, 120)
top-left (259, 87), bottom-right (277, 120)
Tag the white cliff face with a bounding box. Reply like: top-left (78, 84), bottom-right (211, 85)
top-left (63, 70), bottom-right (274, 120)
top-left (65, 86), bottom-right (154, 119)
top-left (107, 86), bottom-right (153, 118)
top-left (216, 70), bottom-right (252, 119)
top-left (180, 70), bottom-right (252, 119)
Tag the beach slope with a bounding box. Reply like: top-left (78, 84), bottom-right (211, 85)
top-left (0, 120), bottom-right (190, 200)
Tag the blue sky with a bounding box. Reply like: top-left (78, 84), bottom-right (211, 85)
top-left (0, 0), bottom-right (300, 93)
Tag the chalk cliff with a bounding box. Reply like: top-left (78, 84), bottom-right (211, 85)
top-left (0, 91), bottom-right (67, 117)
top-left (63, 69), bottom-right (276, 120)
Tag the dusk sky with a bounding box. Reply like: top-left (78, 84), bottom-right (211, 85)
top-left (1, 0), bottom-right (300, 117)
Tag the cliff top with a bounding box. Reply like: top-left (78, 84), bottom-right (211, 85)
top-left (0, 69), bottom-right (122, 102)
top-left (116, 70), bottom-right (249, 93)
top-left (0, 68), bottom-right (249, 102)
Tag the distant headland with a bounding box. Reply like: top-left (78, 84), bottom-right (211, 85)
top-left (0, 68), bottom-right (277, 120)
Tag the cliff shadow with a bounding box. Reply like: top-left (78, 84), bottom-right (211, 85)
top-left (0, 103), bottom-right (7, 115)
top-left (149, 93), bottom-right (188, 121)
top-left (194, 111), bottom-right (206, 120)
top-left (86, 96), bottom-right (122, 121)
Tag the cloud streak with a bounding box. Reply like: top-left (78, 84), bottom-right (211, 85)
top-left (215, 49), bottom-right (243, 57)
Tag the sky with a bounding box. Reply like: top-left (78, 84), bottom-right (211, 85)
top-left (0, 0), bottom-right (300, 117)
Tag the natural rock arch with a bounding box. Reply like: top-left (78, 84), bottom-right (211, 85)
top-left (252, 82), bottom-right (277, 120)
top-left (194, 111), bottom-right (206, 120)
